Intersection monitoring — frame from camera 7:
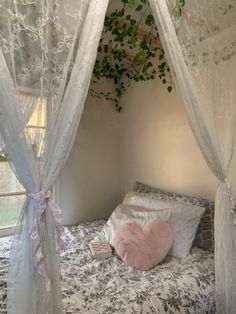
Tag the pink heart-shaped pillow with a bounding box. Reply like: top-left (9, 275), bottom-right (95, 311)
top-left (114, 219), bottom-right (173, 270)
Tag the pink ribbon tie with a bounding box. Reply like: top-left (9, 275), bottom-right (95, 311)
top-left (28, 191), bottom-right (66, 292)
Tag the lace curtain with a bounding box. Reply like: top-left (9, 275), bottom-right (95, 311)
top-left (0, 93), bottom-right (38, 154)
top-left (149, 0), bottom-right (236, 312)
top-left (0, 1), bottom-right (109, 313)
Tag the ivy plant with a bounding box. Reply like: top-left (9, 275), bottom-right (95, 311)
top-left (90, 0), bottom-right (185, 111)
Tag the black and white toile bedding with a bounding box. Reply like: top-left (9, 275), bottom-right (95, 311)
top-left (0, 220), bottom-right (215, 313)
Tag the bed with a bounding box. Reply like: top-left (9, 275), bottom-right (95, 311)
top-left (0, 219), bottom-right (215, 314)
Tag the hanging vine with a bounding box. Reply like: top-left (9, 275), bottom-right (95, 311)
top-left (89, 0), bottom-right (185, 111)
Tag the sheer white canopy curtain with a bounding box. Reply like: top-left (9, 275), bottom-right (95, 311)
top-left (0, 1), bottom-right (109, 313)
top-left (149, 0), bottom-right (236, 312)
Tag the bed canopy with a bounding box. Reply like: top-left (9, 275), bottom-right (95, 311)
top-left (0, 0), bottom-right (235, 313)
top-left (0, 1), bottom-right (109, 313)
top-left (149, 1), bottom-right (236, 312)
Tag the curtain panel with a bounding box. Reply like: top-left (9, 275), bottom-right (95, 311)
top-left (0, 1), bottom-right (109, 313)
top-left (149, 0), bottom-right (236, 312)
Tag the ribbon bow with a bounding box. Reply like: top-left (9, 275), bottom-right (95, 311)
top-left (28, 191), bottom-right (66, 292)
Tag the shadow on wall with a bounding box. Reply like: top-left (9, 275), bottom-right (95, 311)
top-left (61, 89), bottom-right (121, 225)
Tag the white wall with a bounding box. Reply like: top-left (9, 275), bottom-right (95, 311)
top-left (61, 94), bottom-right (121, 225)
top-left (61, 76), bottom-right (236, 224)
top-left (119, 77), bottom-right (236, 200)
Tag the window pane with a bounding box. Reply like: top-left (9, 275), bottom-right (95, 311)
top-left (0, 195), bottom-right (25, 229)
top-left (0, 162), bottom-right (24, 194)
top-left (27, 98), bottom-right (46, 127)
top-left (26, 128), bottom-right (46, 157)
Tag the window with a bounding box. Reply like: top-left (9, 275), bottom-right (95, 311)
top-left (0, 156), bottom-right (25, 232)
top-left (0, 92), bottom-right (46, 235)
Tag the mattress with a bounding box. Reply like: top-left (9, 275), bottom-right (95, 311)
top-left (0, 220), bottom-right (215, 313)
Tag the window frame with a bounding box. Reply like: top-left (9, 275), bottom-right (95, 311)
top-left (0, 155), bottom-right (26, 236)
top-left (0, 88), bottom-right (44, 236)
top-left (0, 89), bottom-right (60, 237)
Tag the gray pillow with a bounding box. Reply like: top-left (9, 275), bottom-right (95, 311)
top-left (101, 201), bottom-right (205, 258)
top-left (133, 181), bottom-right (215, 252)
top-left (100, 204), bottom-right (171, 247)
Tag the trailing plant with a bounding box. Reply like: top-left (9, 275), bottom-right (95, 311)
top-left (174, 0), bottom-right (186, 18)
top-left (90, 0), bottom-right (185, 111)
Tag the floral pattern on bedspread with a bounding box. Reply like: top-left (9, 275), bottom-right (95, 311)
top-left (0, 220), bottom-right (215, 314)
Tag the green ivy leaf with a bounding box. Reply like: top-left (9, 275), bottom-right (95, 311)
top-left (135, 5), bottom-right (143, 11)
top-left (178, 0), bottom-right (185, 6)
top-left (130, 19), bottom-right (136, 25)
top-left (103, 45), bottom-right (109, 53)
top-left (145, 14), bottom-right (155, 26)
top-left (175, 7), bottom-right (182, 18)
top-left (140, 38), bottom-right (147, 50)
top-left (90, 0), bottom-right (181, 111)
top-left (142, 61), bottom-right (152, 73)
top-left (128, 0), bottom-right (136, 8)
top-left (167, 86), bottom-right (172, 93)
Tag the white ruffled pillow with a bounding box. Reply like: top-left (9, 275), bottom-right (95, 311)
top-left (100, 194), bottom-right (205, 258)
top-left (100, 204), bottom-right (171, 247)
top-left (122, 192), bottom-right (205, 257)
top-left (123, 191), bottom-right (177, 209)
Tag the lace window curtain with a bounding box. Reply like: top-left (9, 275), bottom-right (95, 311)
top-left (149, 0), bottom-right (236, 312)
top-left (0, 1), bottom-right (109, 313)
top-left (0, 93), bottom-right (38, 154)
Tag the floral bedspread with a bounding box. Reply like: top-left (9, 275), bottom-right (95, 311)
top-left (0, 220), bottom-right (215, 313)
